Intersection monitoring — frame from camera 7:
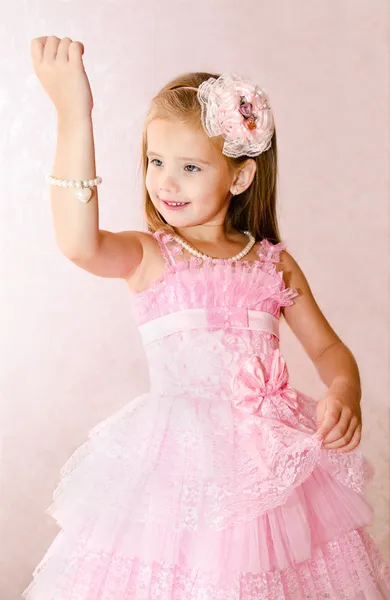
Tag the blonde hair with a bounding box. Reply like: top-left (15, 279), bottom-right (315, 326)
top-left (139, 72), bottom-right (282, 243)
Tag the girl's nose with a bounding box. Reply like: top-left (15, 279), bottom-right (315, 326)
top-left (159, 174), bottom-right (179, 194)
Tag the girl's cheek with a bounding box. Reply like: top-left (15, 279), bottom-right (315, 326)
top-left (145, 170), bottom-right (154, 191)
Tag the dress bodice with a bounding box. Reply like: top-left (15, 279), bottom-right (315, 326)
top-left (131, 228), bottom-right (298, 325)
top-left (129, 227), bottom-right (299, 397)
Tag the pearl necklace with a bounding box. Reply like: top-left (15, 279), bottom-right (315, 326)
top-left (172, 230), bottom-right (256, 262)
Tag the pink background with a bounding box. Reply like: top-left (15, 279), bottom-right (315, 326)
top-left (1, 1), bottom-right (389, 598)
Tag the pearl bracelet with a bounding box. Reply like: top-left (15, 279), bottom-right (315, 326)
top-left (46, 175), bottom-right (102, 204)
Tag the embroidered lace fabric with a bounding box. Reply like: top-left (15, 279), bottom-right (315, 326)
top-left (22, 227), bottom-right (390, 599)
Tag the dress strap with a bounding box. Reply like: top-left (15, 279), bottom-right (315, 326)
top-left (256, 238), bottom-right (287, 266)
top-left (152, 227), bottom-right (184, 267)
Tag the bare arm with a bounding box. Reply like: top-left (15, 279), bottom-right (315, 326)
top-left (280, 250), bottom-right (361, 402)
top-left (52, 115), bottom-right (143, 279)
top-left (51, 114), bottom-right (100, 257)
top-left (32, 36), bottom-right (144, 280)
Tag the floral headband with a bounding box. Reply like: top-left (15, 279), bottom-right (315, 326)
top-left (180, 72), bottom-right (275, 158)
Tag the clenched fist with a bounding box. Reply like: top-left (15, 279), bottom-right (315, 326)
top-left (30, 36), bottom-right (94, 120)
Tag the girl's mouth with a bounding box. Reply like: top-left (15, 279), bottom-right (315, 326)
top-left (161, 199), bottom-right (190, 210)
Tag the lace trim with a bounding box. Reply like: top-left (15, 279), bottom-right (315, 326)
top-left (23, 528), bottom-right (390, 600)
top-left (131, 263), bottom-right (299, 328)
top-left (153, 229), bottom-right (185, 266)
top-left (256, 238), bottom-right (287, 262)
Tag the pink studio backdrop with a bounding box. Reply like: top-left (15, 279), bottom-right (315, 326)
top-left (0, 1), bottom-right (389, 598)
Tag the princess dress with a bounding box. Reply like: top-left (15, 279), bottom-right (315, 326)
top-left (23, 227), bottom-right (390, 599)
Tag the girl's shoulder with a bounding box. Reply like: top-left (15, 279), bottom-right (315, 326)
top-left (124, 230), bottom-right (164, 294)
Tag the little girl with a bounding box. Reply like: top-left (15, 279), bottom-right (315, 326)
top-left (24, 36), bottom-right (390, 599)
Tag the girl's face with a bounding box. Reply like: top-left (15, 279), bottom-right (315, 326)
top-left (145, 118), bottom-right (236, 228)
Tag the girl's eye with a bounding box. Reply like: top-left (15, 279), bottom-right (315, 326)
top-left (149, 159), bottom-right (200, 173)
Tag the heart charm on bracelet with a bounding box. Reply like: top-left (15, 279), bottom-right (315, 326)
top-left (75, 187), bottom-right (92, 203)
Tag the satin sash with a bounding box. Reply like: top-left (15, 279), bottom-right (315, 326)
top-left (138, 308), bottom-right (279, 346)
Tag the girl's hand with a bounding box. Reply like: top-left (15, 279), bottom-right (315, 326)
top-left (30, 36), bottom-right (93, 121)
top-left (314, 390), bottom-right (362, 452)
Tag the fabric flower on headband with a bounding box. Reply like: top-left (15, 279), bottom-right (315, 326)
top-left (196, 72), bottom-right (275, 158)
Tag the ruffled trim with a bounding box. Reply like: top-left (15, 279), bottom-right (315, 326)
top-left (22, 528), bottom-right (390, 600)
top-left (256, 237), bottom-right (287, 262)
top-left (152, 228), bottom-right (184, 262)
top-left (274, 268), bottom-right (299, 306)
top-left (41, 386), bottom-right (374, 535)
top-left (151, 227), bottom-right (173, 244)
top-left (133, 230), bottom-right (298, 323)
top-left (21, 385), bottom-right (386, 598)
top-left (133, 255), bottom-right (298, 325)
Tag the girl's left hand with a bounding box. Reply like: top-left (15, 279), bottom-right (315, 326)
top-left (314, 391), bottom-right (362, 452)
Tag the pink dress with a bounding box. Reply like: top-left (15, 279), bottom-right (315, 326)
top-left (23, 227), bottom-right (390, 599)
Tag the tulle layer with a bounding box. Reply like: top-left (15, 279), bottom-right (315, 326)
top-left (46, 388), bottom-right (375, 536)
top-left (23, 390), bottom-right (388, 599)
top-left (23, 527), bottom-right (390, 600)
top-left (28, 463), bottom-right (376, 577)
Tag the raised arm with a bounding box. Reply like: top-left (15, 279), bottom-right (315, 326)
top-left (51, 114), bottom-right (144, 279)
top-left (31, 35), bottom-right (144, 280)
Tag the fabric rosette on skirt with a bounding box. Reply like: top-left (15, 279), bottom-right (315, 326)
top-left (230, 349), bottom-right (300, 419)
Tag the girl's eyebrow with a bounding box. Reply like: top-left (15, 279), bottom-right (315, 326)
top-left (147, 152), bottom-right (211, 166)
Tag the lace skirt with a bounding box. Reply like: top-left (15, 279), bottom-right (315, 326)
top-left (23, 388), bottom-right (390, 599)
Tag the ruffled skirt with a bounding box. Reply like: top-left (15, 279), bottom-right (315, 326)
top-left (22, 388), bottom-right (390, 599)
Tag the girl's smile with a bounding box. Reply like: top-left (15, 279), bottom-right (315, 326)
top-left (159, 196), bottom-right (191, 210)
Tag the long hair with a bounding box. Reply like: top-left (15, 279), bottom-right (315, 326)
top-left (139, 72), bottom-right (282, 244)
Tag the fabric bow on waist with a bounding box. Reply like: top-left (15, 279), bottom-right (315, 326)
top-left (231, 349), bottom-right (299, 415)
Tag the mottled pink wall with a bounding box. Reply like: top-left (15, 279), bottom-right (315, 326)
top-left (1, 1), bottom-right (389, 598)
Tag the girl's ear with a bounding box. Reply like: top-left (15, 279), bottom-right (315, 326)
top-left (229, 159), bottom-right (257, 195)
